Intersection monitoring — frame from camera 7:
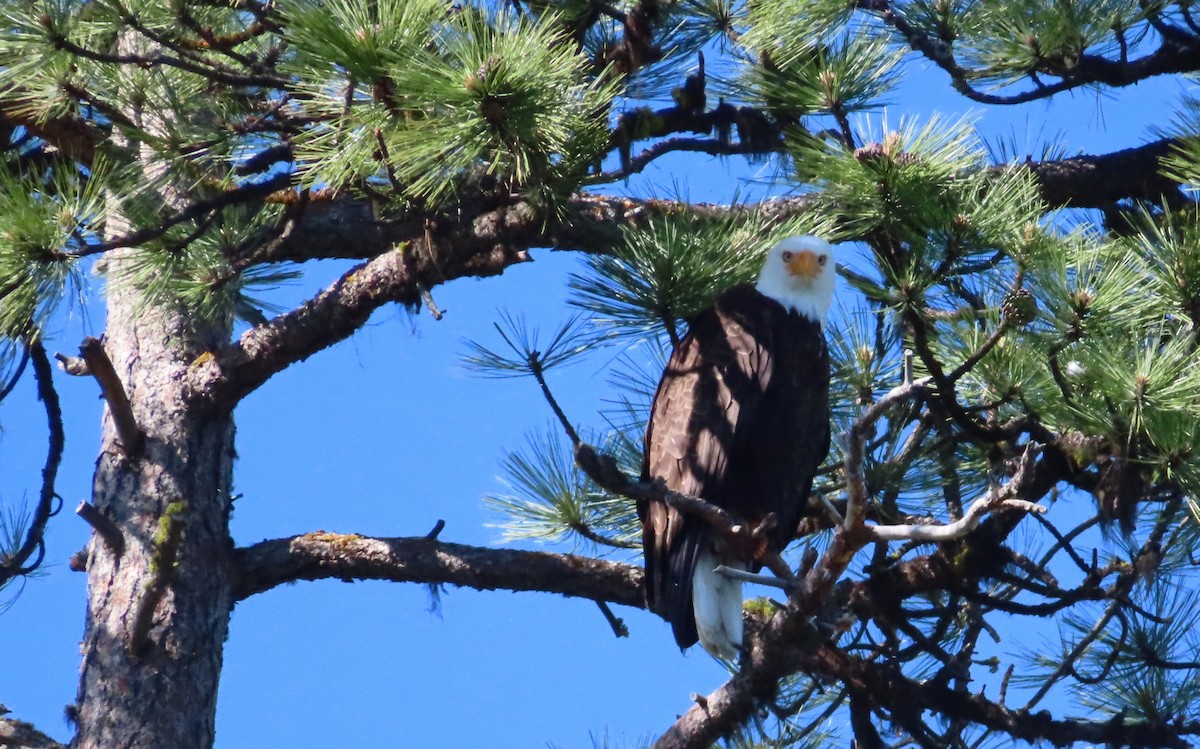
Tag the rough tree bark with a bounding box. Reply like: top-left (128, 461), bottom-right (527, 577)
top-left (73, 254), bottom-right (236, 749)
top-left (71, 35), bottom-right (238, 746)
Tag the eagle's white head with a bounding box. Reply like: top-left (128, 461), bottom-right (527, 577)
top-left (755, 235), bottom-right (837, 324)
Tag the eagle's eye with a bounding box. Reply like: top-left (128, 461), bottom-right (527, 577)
top-left (781, 251), bottom-right (794, 262)
top-left (817, 255), bottom-right (828, 266)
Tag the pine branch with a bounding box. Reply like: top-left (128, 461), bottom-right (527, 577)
top-left (1023, 500), bottom-right (1186, 711)
top-left (44, 24), bottom-right (287, 89)
top-left (606, 100), bottom-right (784, 174)
top-left (255, 135), bottom-right (1191, 268)
top-left (816, 644), bottom-right (1198, 749)
top-left (80, 174), bottom-right (293, 257)
top-left (654, 503), bottom-right (1200, 749)
top-left (0, 342), bottom-right (64, 586)
top-left (232, 531), bottom-right (644, 608)
top-left (185, 224), bottom-right (533, 410)
top-left (0, 91), bottom-right (103, 165)
top-left (592, 137), bottom-right (772, 182)
top-left (1024, 138), bottom-right (1188, 209)
top-left (864, 0), bottom-right (1200, 106)
top-left (652, 427), bottom-right (1077, 748)
top-left (185, 192), bottom-right (815, 409)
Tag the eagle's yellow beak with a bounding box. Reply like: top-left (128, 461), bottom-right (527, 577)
top-left (786, 249), bottom-right (823, 280)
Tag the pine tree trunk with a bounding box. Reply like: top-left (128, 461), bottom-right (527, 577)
top-left (73, 264), bottom-right (235, 749)
top-left (71, 30), bottom-right (237, 747)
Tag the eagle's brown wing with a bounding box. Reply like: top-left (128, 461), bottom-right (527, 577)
top-left (639, 285), bottom-right (779, 649)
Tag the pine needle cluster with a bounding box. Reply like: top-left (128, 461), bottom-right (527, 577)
top-left (568, 207), bottom-right (837, 343)
top-left (0, 165), bottom-right (100, 341)
top-left (287, 0), bottom-right (617, 204)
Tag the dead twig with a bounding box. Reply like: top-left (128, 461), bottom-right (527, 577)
top-left (75, 501), bottom-right (125, 558)
top-left (80, 337), bottom-right (144, 457)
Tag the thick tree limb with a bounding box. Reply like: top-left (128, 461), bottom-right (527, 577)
top-left (808, 643), bottom-right (1197, 749)
top-left (1023, 138), bottom-right (1188, 209)
top-left (254, 192), bottom-right (817, 265)
top-left (186, 194), bottom-right (824, 410)
top-left (232, 531), bottom-right (645, 609)
top-left (185, 205), bottom-right (538, 407)
top-left (243, 136), bottom-right (1186, 274)
top-left (0, 90), bottom-right (103, 165)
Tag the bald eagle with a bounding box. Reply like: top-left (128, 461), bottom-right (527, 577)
top-left (640, 235), bottom-right (835, 659)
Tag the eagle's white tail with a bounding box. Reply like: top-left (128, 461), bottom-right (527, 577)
top-left (692, 548), bottom-right (745, 660)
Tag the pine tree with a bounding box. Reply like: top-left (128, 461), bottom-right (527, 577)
top-left (1, 1), bottom-right (1199, 748)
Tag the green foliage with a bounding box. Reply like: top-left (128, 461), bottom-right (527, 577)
top-left (461, 311), bottom-right (601, 378)
top-left (825, 301), bottom-right (898, 424)
top-left (1122, 206), bottom-right (1200, 327)
top-left (6, 0), bottom-right (1200, 744)
top-left (0, 165), bottom-right (100, 341)
top-left (287, 1), bottom-right (618, 203)
top-left (743, 32), bottom-right (903, 120)
top-left (484, 426), bottom-right (639, 549)
top-left (1068, 584), bottom-right (1200, 722)
top-left (793, 115), bottom-right (1015, 243)
top-left (953, 0), bottom-right (1153, 82)
top-left (105, 204), bottom-right (300, 326)
top-left (1009, 227), bottom-right (1200, 473)
top-left (2, 0), bottom-right (272, 165)
top-left (0, 1), bottom-right (103, 123)
top-left (568, 208), bottom-right (837, 342)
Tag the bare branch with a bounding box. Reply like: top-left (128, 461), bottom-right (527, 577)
top-left (0, 342), bottom-right (65, 586)
top-left (232, 531), bottom-right (645, 609)
top-left (80, 337), bottom-right (143, 457)
top-left (843, 377), bottom-right (931, 529)
top-left (75, 501), bottom-right (124, 557)
top-left (868, 448), bottom-right (1045, 542)
top-left (573, 443), bottom-right (795, 580)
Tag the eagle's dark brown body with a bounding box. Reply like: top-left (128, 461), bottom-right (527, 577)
top-left (640, 283), bottom-right (830, 651)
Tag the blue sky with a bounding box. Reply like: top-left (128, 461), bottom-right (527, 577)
top-left (0, 54), bottom-right (1188, 747)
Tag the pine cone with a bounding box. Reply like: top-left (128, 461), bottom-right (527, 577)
top-left (1001, 288), bottom-right (1037, 326)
